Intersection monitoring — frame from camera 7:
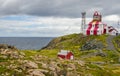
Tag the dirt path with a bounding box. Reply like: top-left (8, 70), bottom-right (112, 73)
top-left (106, 35), bottom-right (115, 50)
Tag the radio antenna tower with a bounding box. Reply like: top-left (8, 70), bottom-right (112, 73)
top-left (118, 20), bottom-right (120, 32)
top-left (81, 12), bottom-right (86, 33)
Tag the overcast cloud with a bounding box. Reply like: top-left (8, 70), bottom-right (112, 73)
top-left (0, 0), bottom-right (120, 37)
top-left (0, 0), bottom-right (120, 17)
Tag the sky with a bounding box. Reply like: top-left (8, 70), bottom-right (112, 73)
top-left (0, 0), bottom-right (120, 37)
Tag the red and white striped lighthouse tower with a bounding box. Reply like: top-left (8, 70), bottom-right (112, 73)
top-left (83, 11), bottom-right (108, 35)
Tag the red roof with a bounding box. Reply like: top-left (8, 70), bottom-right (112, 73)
top-left (108, 26), bottom-right (118, 32)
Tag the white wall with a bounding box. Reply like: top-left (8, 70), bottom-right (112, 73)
top-left (109, 30), bottom-right (118, 35)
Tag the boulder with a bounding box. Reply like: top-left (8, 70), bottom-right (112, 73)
top-left (57, 69), bottom-right (67, 76)
top-left (0, 49), bottom-right (23, 59)
top-left (10, 51), bottom-right (20, 59)
top-left (67, 63), bottom-right (76, 70)
top-left (49, 71), bottom-right (58, 76)
top-left (48, 61), bottom-right (58, 71)
top-left (41, 63), bottom-right (48, 69)
top-left (0, 44), bottom-right (17, 50)
top-left (0, 44), bottom-right (23, 59)
top-left (7, 64), bottom-right (18, 70)
top-left (77, 60), bottom-right (85, 67)
top-left (66, 71), bottom-right (76, 76)
top-left (23, 60), bottom-right (38, 69)
top-left (27, 69), bottom-right (45, 76)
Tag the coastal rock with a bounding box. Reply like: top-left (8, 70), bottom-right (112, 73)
top-left (41, 63), bottom-right (48, 69)
top-left (66, 71), bottom-right (76, 76)
top-left (10, 51), bottom-right (20, 59)
top-left (57, 69), bottom-right (67, 76)
top-left (77, 60), bottom-right (85, 67)
top-left (0, 49), bottom-right (24, 59)
top-left (22, 60), bottom-right (38, 69)
top-left (49, 71), bottom-right (58, 76)
top-left (27, 69), bottom-right (45, 76)
top-left (7, 64), bottom-right (18, 70)
top-left (67, 63), bottom-right (76, 71)
top-left (0, 44), bottom-right (25, 59)
top-left (48, 61), bottom-right (58, 71)
top-left (0, 44), bottom-right (17, 50)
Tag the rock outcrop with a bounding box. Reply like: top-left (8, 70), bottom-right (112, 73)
top-left (81, 39), bottom-right (104, 51)
top-left (0, 44), bottom-right (24, 59)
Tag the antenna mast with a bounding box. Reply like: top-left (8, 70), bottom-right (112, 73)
top-left (118, 20), bottom-right (120, 32)
top-left (81, 12), bottom-right (86, 33)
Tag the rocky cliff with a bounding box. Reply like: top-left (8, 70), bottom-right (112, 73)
top-left (42, 33), bottom-right (108, 50)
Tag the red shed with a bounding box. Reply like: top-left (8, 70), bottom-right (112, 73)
top-left (58, 50), bottom-right (74, 60)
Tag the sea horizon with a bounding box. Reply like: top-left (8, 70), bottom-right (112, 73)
top-left (0, 37), bottom-right (54, 50)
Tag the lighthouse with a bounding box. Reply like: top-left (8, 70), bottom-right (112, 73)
top-left (83, 11), bottom-right (109, 35)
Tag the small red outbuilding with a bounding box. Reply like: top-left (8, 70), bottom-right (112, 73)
top-left (58, 50), bottom-right (74, 60)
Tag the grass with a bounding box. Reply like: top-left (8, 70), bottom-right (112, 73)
top-left (85, 56), bottom-right (105, 62)
top-left (39, 49), bottom-right (59, 58)
top-left (19, 34), bottom-right (119, 62)
top-left (0, 66), bottom-right (7, 74)
top-left (0, 56), bottom-right (8, 62)
top-left (21, 49), bottom-right (59, 59)
top-left (21, 50), bottom-right (38, 57)
top-left (86, 63), bottom-right (117, 76)
top-left (113, 35), bottom-right (120, 52)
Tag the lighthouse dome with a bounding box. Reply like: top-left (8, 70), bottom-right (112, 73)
top-left (94, 11), bottom-right (101, 16)
top-left (93, 11), bottom-right (102, 21)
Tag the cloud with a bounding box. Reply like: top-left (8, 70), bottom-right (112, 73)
top-left (0, 0), bottom-right (120, 17)
top-left (103, 15), bottom-right (120, 22)
top-left (0, 16), bottom-right (82, 37)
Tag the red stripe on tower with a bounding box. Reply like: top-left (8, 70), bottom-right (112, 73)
top-left (86, 21), bottom-right (94, 35)
top-left (93, 21), bottom-right (99, 35)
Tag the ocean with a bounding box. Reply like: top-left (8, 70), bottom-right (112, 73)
top-left (0, 37), bottom-right (54, 50)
